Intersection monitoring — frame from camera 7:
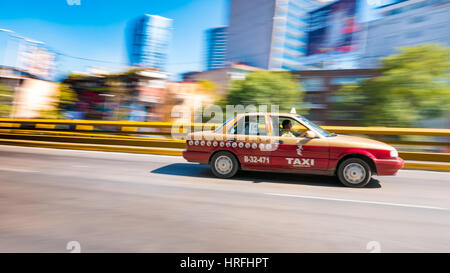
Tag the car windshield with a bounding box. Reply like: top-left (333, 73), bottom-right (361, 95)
top-left (214, 116), bottom-right (235, 133)
top-left (296, 115), bottom-right (335, 137)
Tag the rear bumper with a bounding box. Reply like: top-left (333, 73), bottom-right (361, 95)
top-left (182, 150), bottom-right (210, 164)
top-left (374, 157), bottom-right (404, 175)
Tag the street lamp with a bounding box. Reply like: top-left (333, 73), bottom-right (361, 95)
top-left (0, 28), bottom-right (43, 44)
top-left (0, 28), bottom-right (14, 34)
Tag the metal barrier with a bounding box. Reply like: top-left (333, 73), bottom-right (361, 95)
top-left (0, 118), bottom-right (449, 171)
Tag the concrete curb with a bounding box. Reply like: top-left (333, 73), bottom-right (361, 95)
top-left (0, 139), bottom-right (183, 156)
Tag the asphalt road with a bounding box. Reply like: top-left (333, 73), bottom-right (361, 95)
top-left (0, 145), bottom-right (449, 252)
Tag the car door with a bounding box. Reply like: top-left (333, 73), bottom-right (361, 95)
top-left (225, 114), bottom-right (272, 170)
top-left (269, 115), bottom-right (329, 173)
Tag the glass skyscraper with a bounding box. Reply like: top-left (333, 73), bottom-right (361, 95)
top-left (126, 14), bottom-right (172, 71)
top-left (226, 0), bottom-right (324, 70)
top-left (205, 26), bottom-right (227, 70)
top-left (270, 0), bottom-right (325, 70)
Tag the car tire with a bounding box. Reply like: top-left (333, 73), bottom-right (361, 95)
top-left (337, 158), bottom-right (372, 188)
top-left (210, 151), bottom-right (239, 178)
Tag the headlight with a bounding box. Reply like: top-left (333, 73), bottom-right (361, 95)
top-left (390, 149), bottom-right (398, 158)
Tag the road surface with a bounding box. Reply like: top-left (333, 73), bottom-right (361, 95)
top-left (0, 145), bottom-right (449, 252)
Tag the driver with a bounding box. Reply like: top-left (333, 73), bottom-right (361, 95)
top-left (281, 120), bottom-right (295, 137)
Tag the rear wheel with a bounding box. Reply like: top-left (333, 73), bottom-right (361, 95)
top-left (337, 158), bottom-right (372, 188)
top-left (210, 151), bottom-right (239, 178)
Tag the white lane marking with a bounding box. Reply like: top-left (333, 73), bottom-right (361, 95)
top-left (0, 167), bottom-right (39, 173)
top-left (265, 193), bottom-right (449, 211)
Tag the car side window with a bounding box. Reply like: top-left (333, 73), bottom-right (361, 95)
top-left (271, 116), bottom-right (307, 137)
top-left (227, 116), bottom-right (267, 136)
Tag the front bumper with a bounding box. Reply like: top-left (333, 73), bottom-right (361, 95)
top-left (374, 157), bottom-right (404, 175)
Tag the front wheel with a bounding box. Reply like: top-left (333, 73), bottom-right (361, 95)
top-left (337, 158), bottom-right (372, 188)
top-left (210, 151), bottom-right (239, 178)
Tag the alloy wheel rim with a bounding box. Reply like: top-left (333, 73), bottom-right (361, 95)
top-left (215, 155), bottom-right (233, 175)
top-left (343, 163), bottom-right (366, 184)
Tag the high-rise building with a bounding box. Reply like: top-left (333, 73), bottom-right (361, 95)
top-left (360, 0), bottom-right (450, 68)
top-left (226, 0), bottom-right (324, 70)
top-left (205, 26), bottom-right (227, 70)
top-left (302, 0), bottom-right (363, 69)
top-left (126, 14), bottom-right (172, 71)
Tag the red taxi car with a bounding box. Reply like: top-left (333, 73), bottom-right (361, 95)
top-left (183, 113), bottom-right (404, 187)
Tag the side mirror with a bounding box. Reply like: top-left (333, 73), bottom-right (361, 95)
top-left (304, 130), bottom-right (316, 139)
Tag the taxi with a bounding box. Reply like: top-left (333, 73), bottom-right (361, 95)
top-left (182, 113), bottom-right (404, 187)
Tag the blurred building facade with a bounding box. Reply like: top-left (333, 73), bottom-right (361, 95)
top-left (360, 0), bottom-right (450, 67)
top-left (226, 0), bottom-right (323, 70)
top-left (290, 68), bottom-right (378, 124)
top-left (182, 63), bottom-right (262, 96)
top-left (163, 82), bottom-right (218, 123)
top-left (205, 26), bottom-right (228, 70)
top-left (184, 66), bottom-right (380, 125)
top-left (0, 66), bottom-right (58, 118)
top-left (63, 69), bottom-right (168, 121)
top-left (126, 14), bottom-right (172, 71)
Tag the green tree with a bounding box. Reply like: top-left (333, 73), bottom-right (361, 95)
top-left (220, 71), bottom-right (306, 113)
top-left (41, 83), bottom-right (77, 119)
top-left (334, 44), bottom-right (450, 127)
top-left (0, 84), bottom-right (14, 118)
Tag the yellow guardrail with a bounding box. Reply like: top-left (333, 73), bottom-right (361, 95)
top-left (0, 118), bottom-right (449, 171)
top-left (0, 139), bottom-right (183, 156)
top-left (2, 118), bottom-right (450, 135)
top-left (1, 119), bottom-right (449, 147)
top-left (0, 118), bottom-right (210, 129)
top-left (321, 126), bottom-right (450, 137)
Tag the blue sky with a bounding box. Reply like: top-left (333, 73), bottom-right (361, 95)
top-left (0, 0), bottom-right (395, 81)
top-left (0, 0), bottom-right (228, 80)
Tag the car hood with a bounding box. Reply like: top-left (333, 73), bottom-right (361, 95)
top-left (328, 134), bottom-right (394, 151)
